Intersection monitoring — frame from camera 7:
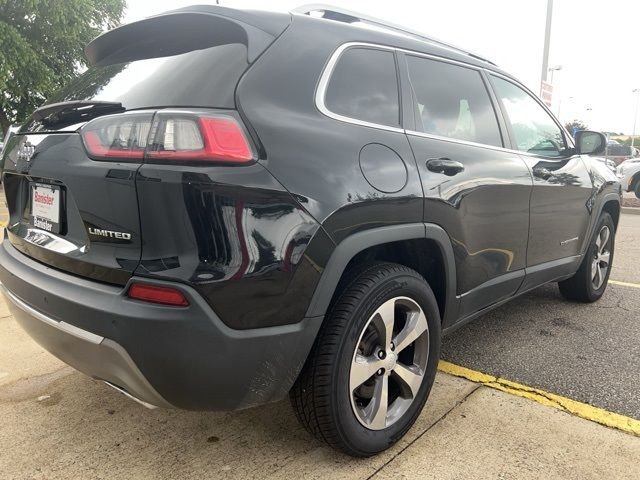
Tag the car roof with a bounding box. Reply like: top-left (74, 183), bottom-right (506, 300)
top-left (289, 9), bottom-right (519, 82)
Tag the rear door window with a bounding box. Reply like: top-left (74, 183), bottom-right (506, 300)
top-left (405, 55), bottom-right (503, 147)
top-left (324, 47), bottom-right (400, 128)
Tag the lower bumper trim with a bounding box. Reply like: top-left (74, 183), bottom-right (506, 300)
top-left (1, 285), bottom-right (104, 345)
top-left (103, 381), bottom-right (158, 409)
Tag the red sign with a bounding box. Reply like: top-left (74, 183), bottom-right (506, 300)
top-left (540, 81), bottom-right (553, 107)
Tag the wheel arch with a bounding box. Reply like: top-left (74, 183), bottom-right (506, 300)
top-left (305, 223), bottom-right (458, 325)
top-left (630, 171), bottom-right (640, 191)
top-left (602, 197), bottom-right (621, 230)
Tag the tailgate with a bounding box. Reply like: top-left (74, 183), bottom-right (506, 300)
top-left (1, 133), bottom-right (141, 285)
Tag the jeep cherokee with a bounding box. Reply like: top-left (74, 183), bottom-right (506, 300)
top-left (0, 5), bottom-right (621, 456)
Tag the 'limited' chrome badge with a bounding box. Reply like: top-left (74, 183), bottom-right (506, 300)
top-left (87, 227), bottom-right (133, 243)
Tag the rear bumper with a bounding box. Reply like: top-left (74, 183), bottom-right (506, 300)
top-left (0, 239), bottom-right (322, 410)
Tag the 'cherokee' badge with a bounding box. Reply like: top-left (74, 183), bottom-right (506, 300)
top-left (17, 141), bottom-right (36, 163)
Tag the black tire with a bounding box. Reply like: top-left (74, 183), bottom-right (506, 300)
top-left (558, 212), bottom-right (615, 302)
top-left (634, 179), bottom-right (640, 199)
top-left (290, 262), bottom-right (441, 457)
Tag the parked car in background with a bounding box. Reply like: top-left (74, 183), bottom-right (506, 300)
top-left (606, 141), bottom-right (636, 165)
top-left (617, 158), bottom-right (640, 197)
top-left (0, 4), bottom-right (622, 457)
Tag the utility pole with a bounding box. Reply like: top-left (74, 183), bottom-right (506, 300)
top-left (541, 0), bottom-right (554, 84)
top-left (633, 89), bottom-right (640, 148)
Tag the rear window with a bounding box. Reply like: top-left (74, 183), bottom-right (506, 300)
top-left (324, 47), bottom-right (400, 128)
top-left (50, 43), bottom-right (248, 110)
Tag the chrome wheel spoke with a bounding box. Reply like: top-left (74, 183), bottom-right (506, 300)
top-left (594, 265), bottom-right (603, 288)
top-left (365, 375), bottom-right (388, 429)
top-left (393, 310), bottom-right (428, 353)
top-left (392, 363), bottom-right (423, 398)
top-left (599, 266), bottom-right (607, 286)
top-left (350, 353), bottom-right (384, 391)
top-left (599, 227), bottom-right (610, 254)
top-left (600, 251), bottom-right (610, 266)
top-left (372, 299), bottom-right (396, 350)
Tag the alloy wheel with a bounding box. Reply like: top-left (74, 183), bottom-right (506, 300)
top-left (591, 225), bottom-right (611, 290)
top-left (349, 296), bottom-right (429, 430)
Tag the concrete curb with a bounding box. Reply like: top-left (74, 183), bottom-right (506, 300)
top-left (621, 207), bottom-right (640, 215)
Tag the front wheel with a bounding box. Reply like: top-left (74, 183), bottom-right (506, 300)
top-left (290, 262), bottom-right (441, 456)
top-left (559, 212), bottom-right (615, 302)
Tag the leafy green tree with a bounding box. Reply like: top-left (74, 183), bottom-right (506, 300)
top-left (564, 119), bottom-right (589, 134)
top-left (0, 0), bottom-right (126, 134)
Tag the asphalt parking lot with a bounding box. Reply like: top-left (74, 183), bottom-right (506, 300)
top-left (442, 214), bottom-right (640, 419)
top-left (0, 207), bottom-right (639, 479)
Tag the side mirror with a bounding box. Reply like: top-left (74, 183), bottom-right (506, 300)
top-left (575, 130), bottom-right (606, 155)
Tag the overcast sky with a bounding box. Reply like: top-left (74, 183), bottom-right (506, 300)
top-left (125, 0), bottom-right (640, 134)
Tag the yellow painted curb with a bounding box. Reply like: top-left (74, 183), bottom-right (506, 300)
top-left (438, 360), bottom-right (640, 437)
top-left (609, 279), bottom-right (640, 289)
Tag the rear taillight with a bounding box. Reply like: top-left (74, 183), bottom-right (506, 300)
top-left (127, 283), bottom-right (189, 307)
top-left (81, 110), bottom-right (254, 164)
top-left (81, 112), bottom-right (153, 160)
top-left (148, 115), bottom-right (252, 162)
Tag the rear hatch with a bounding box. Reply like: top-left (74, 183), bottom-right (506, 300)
top-left (0, 7), bottom-right (289, 285)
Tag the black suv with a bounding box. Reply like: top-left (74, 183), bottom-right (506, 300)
top-left (0, 5), bottom-right (621, 456)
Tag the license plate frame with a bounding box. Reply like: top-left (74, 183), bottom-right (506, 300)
top-left (30, 183), bottom-right (62, 234)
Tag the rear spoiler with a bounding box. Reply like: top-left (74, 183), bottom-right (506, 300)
top-left (85, 6), bottom-right (291, 66)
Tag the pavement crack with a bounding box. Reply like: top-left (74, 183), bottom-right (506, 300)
top-left (485, 378), bottom-right (569, 414)
top-left (365, 384), bottom-right (482, 480)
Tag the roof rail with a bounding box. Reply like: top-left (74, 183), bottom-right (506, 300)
top-left (291, 4), bottom-right (496, 66)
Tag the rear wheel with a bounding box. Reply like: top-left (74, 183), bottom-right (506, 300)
top-left (634, 179), bottom-right (640, 199)
top-left (290, 262), bottom-right (441, 456)
top-left (559, 212), bottom-right (615, 302)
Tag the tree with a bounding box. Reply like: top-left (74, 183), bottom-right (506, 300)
top-left (0, 0), bottom-right (126, 134)
top-left (564, 119), bottom-right (589, 135)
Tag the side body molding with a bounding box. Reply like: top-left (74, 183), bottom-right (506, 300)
top-left (304, 223), bottom-right (458, 325)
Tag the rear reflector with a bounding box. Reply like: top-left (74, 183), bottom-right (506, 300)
top-left (128, 283), bottom-right (189, 307)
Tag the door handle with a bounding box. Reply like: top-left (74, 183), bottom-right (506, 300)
top-left (426, 158), bottom-right (464, 176)
top-left (532, 166), bottom-right (552, 180)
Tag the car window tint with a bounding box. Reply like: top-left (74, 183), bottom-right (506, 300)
top-left (406, 56), bottom-right (502, 147)
top-left (491, 76), bottom-right (567, 157)
top-left (325, 48), bottom-right (400, 127)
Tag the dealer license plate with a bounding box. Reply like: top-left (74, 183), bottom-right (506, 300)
top-left (31, 183), bottom-right (61, 234)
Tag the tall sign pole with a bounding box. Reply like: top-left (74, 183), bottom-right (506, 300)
top-left (632, 89), bottom-right (640, 148)
top-left (541, 0), bottom-right (553, 85)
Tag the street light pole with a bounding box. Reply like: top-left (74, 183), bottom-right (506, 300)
top-left (549, 65), bottom-right (562, 85)
top-left (632, 89), bottom-right (640, 148)
top-left (541, 0), bottom-right (554, 85)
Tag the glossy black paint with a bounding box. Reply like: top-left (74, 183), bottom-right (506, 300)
top-left (134, 161), bottom-right (323, 329)
top-left (1, 134), bottom-right (142, 285)
top-left (0, 5), bottom-right (622, 411)
top-left (2, 10), bottom-right (621, 333)
top-left (524, 155), bottom-right (593, 265)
